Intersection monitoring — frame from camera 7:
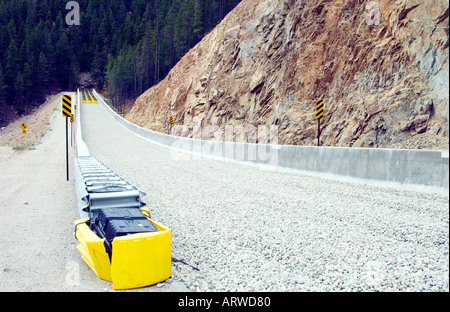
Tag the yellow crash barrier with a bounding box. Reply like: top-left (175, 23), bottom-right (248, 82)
top-left (88, 90), bottom-right (97, 103)
top-left (74, 217), bottom-right (171, 290)
top-left (85, 90), bottom-right (92, 103)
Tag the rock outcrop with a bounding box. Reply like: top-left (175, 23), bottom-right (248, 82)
top-left (127, 0), bottom-right (449, 150)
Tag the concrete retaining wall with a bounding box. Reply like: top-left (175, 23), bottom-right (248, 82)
top-left (93, 90), bottom-right (449, 193)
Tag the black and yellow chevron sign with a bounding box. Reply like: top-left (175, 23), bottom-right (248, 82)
top-left (62, 95), bottom-right (72, 118)
top-left (169, 116), bottom-right (173, 125)
top-left (316, 100), bottom-right (324, 120)
top-left (70, 114), bottom-right (74, 123)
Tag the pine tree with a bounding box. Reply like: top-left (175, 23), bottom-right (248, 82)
top-left (14, 71), bottom-right (24, 113)
top-left (6, 18), bottom-right (17, 42)
top-left (0, 62), bottom-right (11, 127)
top-left (174, 2), bottom-right (190, 60)
top-left (219, 0), bottom-right (225, 20)
top-left (0, 26), bottom-right (9, 61)
top-left (138, 22), bottom-right (155, 94)
top-left (193, 0), bottom-right (204, 42)
top-left (164, 3), bottom-right (178, 70)
top-left (22, 62), bottom-right (33, 106)
top-left (55, 32), bottom-right (74, 89)
top-left (5, 38), bottom-right (19, 96)
top-left (35, 52), bottom-right (49, 103)
top-left (0, 63), bottom-right (7, 107)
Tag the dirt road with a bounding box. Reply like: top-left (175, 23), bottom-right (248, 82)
top-left (0, 94), bottom-right (187, 291)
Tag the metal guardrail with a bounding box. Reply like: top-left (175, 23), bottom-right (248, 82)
top-left (74, 157), bottom-right (146, 219)
top-left (73, 89), bottom-right (171, 290)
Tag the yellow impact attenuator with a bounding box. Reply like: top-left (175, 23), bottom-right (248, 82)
top-left (74, 215), bottom-right (172, 290)
top-left (88, 90), bottom-right (97, 103)
top-left (75, 218), bottom-right (112, 281)
top-left (86, 90), bottom-right (92, 103)
top-left (82, 90), bottom-right (88, 103)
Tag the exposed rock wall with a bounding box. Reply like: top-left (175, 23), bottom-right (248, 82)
top-left (127, 0), bottom-right (449, 150)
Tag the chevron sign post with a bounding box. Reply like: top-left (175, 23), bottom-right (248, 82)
top-left (62, 94), bottom-right (72, 181)
top-left (316, 100), bottom-right (324, 146)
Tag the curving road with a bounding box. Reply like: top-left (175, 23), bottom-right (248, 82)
top-left (80, 98), bottom-right (449, 292)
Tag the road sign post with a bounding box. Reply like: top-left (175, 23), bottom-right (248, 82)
top-left (62, 95), bottom-right (72, 181)
top-left (316, 100), bottom-right (324, 147)
top-left (66, 117), bottom-right (69, 180)
top-left (169, 116), bottom-right (174, 134)
top-left (20, 123), bottom-right (27, 146)
top-left (70, 114), bottom-right (74, 147)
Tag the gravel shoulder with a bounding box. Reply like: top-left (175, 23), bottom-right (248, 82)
top-left (80, 100), bottom-right (449, 292)
top-left (0, 94), bottom-right (84, 291)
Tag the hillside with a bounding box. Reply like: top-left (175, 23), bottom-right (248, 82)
top-left (127, 0), bottom-right (449, 150)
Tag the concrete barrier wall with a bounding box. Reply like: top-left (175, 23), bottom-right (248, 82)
top-left (75, 89), bottom-right (90, 157)
top-left (93, 90), bottom-right (449, 192)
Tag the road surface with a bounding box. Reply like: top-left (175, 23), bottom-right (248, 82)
top-left (80, 98), bottom-right (449, 291)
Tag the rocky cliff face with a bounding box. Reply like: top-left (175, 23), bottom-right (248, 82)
top-left (127, 0), bottom-right (449, 150)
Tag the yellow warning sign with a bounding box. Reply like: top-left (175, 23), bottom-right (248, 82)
top-left (316, 100), bottom-right (324, 120)
top-left (62, 95), bottom-right (72, 117)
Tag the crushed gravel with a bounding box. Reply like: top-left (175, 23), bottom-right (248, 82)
top-left (80, 101), bottom-right (449, 292)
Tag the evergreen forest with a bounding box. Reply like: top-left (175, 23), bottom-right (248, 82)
top-left (0, 0), bottom-right (241, 126)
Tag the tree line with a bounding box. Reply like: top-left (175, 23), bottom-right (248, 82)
top-left (0, 0), bottom-right (241, 127)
